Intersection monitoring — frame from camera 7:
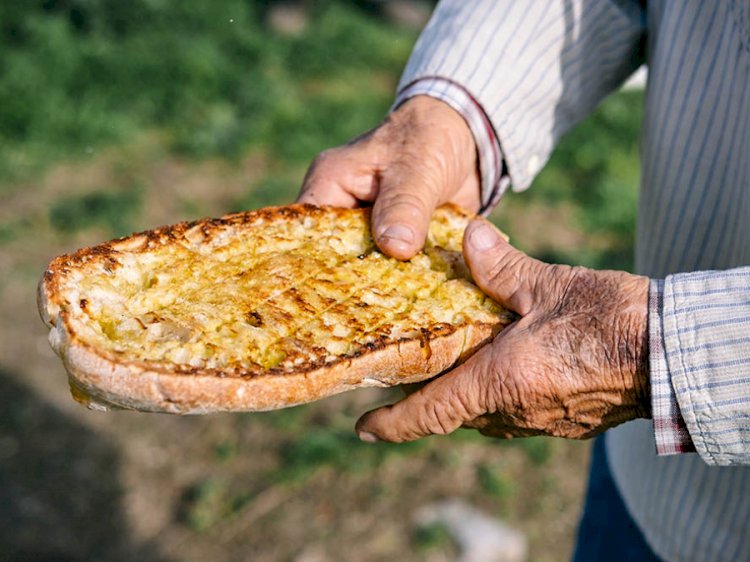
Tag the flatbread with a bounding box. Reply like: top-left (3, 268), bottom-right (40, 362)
top-left (38, 204), bottom-right (515, 413)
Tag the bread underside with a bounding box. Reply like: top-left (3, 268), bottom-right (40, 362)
top-left (39, 204), bottom-right (514, 413)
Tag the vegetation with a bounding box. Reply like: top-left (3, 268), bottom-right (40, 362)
top-left (48, 188), bottom-right (143, 236)
top-left (0, 1), bottom-right (414, 187)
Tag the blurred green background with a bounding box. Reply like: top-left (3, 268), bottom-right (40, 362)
top-left (0, 1), bottom-right (642, 561)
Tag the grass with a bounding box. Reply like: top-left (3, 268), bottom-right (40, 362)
top-left (0, 1), bottom-right (415, 188)
top-left (48, 188), bottom-right (143, 237)
top-left (181, 476), bottom-right (254, 532)
top-left (272, 413), bottom-right (430, 484)
top-left (476, 462), bottom-right (516, 500)
top-left (413, 521), bottom-right (454, 554)
top-left (252, 400), bottom-right (556, 489)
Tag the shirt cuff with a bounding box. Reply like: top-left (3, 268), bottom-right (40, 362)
top-left (392, 77), bottom-right (510, 215)
top-left (649, 278), bottom-right (696, 455)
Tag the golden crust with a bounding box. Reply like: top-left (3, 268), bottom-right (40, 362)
top-left (39, 204), bottom-right (515, 413)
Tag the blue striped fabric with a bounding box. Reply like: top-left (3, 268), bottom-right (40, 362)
top-left (398, 1), bottom-right (750, 560)
top-left (662, 269), bottom-right (750, 463)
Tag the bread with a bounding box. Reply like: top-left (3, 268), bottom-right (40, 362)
top-left (38, 204), bottom-right (515, 414)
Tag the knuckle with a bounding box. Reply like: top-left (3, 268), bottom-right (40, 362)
top-left (494, 251), bottom-right (526, 282)
top-left (481, 252), bottom-right (528, 302)
top-left (303, 150), bottom-right (337, 188)
top-left (310, 148), bottom-right (337, 170)
top-left (386, 155), bottom-right (444, 193)
top-left (379, 188), bottom-right (430, 216)
top-left (482, 251), bottom-right (514, 285)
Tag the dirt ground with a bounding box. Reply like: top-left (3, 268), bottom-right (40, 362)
top-left (0, 139), bottom-right (591, 561)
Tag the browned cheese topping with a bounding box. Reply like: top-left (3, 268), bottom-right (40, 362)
top-left (47, 205), bottom-right (510, 376)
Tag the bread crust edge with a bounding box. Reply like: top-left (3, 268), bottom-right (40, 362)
top-left (52, 319), bottom-right (498, 413)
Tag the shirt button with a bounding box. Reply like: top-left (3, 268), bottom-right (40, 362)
top-left (527, 154), bottom-right (540, 176)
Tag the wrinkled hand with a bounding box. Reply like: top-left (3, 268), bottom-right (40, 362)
top-left (356, 220), bottom-right (651, 442)
top-left (297, 96), bottom-right (480, 260)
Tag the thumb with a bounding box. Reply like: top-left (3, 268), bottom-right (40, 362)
top-left (370, 163), bottom-right (441, 260)
top-left (355, 353), bottom-right (488, 443)
top-left (462, 219), bottom-right (547, 315)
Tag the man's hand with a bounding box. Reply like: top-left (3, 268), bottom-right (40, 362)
top-left (356, 220), bottom-right (651, 442)
top-left (297, 96), bottom-right (480, 260)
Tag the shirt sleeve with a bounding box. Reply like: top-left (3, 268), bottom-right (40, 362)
top-left (398, 0), bottom-right (646, 197)
top-left (653, 267), bottom-right (750, 466)
top-left (649, 279), bottom-right (697, 455)
top-left (393, 78), bottom-right (510, 215)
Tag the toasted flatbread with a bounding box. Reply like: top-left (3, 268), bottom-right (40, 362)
top-left (38, 204), bottom-right (514, 413)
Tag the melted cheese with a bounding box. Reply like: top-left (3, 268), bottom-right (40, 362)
top-left (65, 206), bottom-right (507, 373)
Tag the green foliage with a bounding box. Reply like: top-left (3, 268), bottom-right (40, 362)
top-left (0, 225), bottom-right (15, 245)
top-left (278, 429), bottom-right (356, 481)
top-left (527, 90), bottom-right (643, 270)
top-left (181, 476), bottom-right (253, 531)
top-left (0, 217), bottom-right (31, 245)
top-left (453, 433), bottom-right (552, 466)
top-left (214, 440), bottom-right (238, 464)
top-left (276, 424), bottom-right (427, 484)
top-left (512, 437), bottom-right (552, 466)
top-left (233, 177), bottom-right (300, 212)
top-left (48, 188), bottom-right (142, 237)
top-left (256, 404), bottom-right (312, 432)
top-left (414, 521), bottom-right (453, 553)
top-left (285, 2), bottom-right (410, 80)
top-left (476, 462), bottom-right (516, 500)
top-left (267, 90), bottom-right (388, 164)
top-left (0, 1), bottom-right (416, 183)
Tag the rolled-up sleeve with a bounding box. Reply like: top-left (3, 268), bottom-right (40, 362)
top-left (398, 0), bottom-right (646, 201)
top-left (393, 78), bottom-right (509, 214)
top-left (654, 267), bottom-right (750, 465)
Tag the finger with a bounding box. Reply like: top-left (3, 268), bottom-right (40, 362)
top-left (462, 219), bottom-right (547, 315)
top-left (296, 178), bottom-right (360, 208)
top-left (450, 173), bottom-right (482, 213)
top-left (355, 345), bottom-right (491, 443)
top-left (370, 163), bottom-right (441, 260)
top-left (296, 148), bottom-right (380, 207)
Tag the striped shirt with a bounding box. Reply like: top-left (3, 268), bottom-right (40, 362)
top-left (396, 1), bottom-right (750, 560)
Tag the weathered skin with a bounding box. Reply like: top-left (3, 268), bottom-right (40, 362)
top-left (356, 220), bottom-right (650, 442)
top-left (298, 95), bottom-right (651, 443)
top-left (297, 96), bottom-right (480, 260)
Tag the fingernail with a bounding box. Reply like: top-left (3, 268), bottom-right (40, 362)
top-left (358, 431), bottom-right (380, 443)
top-left (379, 224), bottom-right (415, 245)
top-left (468, 222), bottom-right (501, 251)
